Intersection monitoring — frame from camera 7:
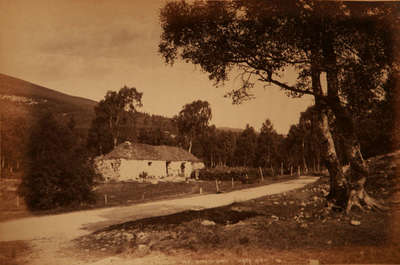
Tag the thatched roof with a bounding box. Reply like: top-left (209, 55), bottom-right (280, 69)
top-left (102, 142), bottom-right (202, 162)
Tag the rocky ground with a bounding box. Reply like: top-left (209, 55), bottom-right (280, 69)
top-left (71, 152), bottom-right (400, 264)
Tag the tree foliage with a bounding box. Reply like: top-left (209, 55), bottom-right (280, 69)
top-left (20, 113), bottom-right (95, 210)
top-left (174, 100), bottom-right (212, 153)
top-left (87, 86), bottom-right (143, 155)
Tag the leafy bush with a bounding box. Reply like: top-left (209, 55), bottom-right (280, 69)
top-left (20, 113), bottom-right (95, 210)
top-left (195, 166), bottom-right (274, 183)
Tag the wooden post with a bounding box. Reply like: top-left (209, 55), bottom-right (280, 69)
top-left (259, 167), bottom-right (264, 182)
top-left (104, 194), bottom-right (108, 205)
top-left (290, 166), bottom-right (293, 176)
top-left (215, 179), bottom-right (219, 193)
top-left (280, 162), bottom-right (283, 176)
top-left (200, 187), bottom-right (203, 194)
top-left (16, 195), bottom-right (19, 208)
top-left (231, 178), bottom-right (234, 188)
top-left (298, 165), bottom-right (301, 176)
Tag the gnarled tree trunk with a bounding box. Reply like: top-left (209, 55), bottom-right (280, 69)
top-left (312, 68), bottom-right (349, 208)
top-left (328, 91), bottom-right (388, 213)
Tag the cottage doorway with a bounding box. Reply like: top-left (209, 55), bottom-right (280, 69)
top-left (180, 162), bottom-right (186, 176)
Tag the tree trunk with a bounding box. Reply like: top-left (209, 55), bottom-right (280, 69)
top-left (322, 30), bottom-right (386, 212)
top-left (312, 68), bottom-right (349, 208)
top-left (328, 83), bottom-right (387, 213)
top-left (302, 138), bottom-right (308, 174)
top-left (188, 138), bottom-right (193, 154)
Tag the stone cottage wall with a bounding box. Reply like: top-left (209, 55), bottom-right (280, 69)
top-left (95, 158), bottom-right (204, 182)
top-left (119, 159), bottom-right (167, 181)
top-left (94, 158), bottom-right (121, 182)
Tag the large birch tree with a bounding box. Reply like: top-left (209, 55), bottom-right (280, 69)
top-left (159, 0), bottom-right (398, 211)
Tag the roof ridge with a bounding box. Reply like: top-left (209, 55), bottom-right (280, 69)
top-left (102, 141), bottom-right (201, 162)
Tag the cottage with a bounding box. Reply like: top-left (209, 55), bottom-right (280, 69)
top-left (94, 141), bottom-right (205, 182)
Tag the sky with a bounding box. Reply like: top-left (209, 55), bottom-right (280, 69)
top-left (0, 0), bottom-right (313, 134)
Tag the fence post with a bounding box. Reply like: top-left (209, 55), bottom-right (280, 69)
top-left (231, 177), bottom-right (234, 188)
top-left (104, 194), bottom-right (108, 206)
top-left (259, 167), bottom-right (264, 182)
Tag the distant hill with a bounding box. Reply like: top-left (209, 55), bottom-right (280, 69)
top-left (0, 73), bottom-right (97, 129)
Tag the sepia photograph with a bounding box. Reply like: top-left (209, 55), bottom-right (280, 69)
top-left (0, 0), bottom-right (399, 264)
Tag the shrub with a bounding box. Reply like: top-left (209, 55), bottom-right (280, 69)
top-left (196, 166), bottom-right (273, 183)
top-left (20, 113), bottom-right (95, 210)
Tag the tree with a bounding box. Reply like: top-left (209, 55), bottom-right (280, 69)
top-left (20, 113), bottom-right (95, 210)
top-left (234, 124), bottom-right (257, 167)
top-left (255, 119), bottom-right (279, 170)
top-left (159, 0), bottom-right (398, 211)
top-left (87, 86), bottom-right (143, 155)
top-left (174, 100), bottom-right (212, 153)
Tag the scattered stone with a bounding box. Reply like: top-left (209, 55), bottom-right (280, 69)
top-left (301, 202), bottom-right (306, 206)
top-left (273, 201), bottom-right (280, 205)
top-left (136, 244), bottom-right (150, 254)
top-left (300, 223), bottom-right (308, 228)
top-left (271, 215), bottom-right (279, 221)
top-left (283, 202), bottom-right (287, 206)
top-left (350, 220), bottom-right (361, 226)
top-left (136, 232), bottom-right (150, 244)
top-left (289, 201), bottom-right (295, 205)
top-left (313, 196), bottom-right (319, 201)
top-left (201, 220), bottom-right (216, 226)
top-left (321, 189), bottom-right (329, 196)
top-left (326, 240), bottom-right (332, 245)
top-left (122, 232), bottom-right (134, 241)
top-left (275, 259), bottom-right (282, 263)
top-left (101, 248), bottom-right (107, 251)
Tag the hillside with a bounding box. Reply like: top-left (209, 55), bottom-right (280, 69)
top-left (0, 73), bottom-right (97, 128)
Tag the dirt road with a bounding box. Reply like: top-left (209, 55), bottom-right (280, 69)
top-left (0, 176), bottom-right (318, 264)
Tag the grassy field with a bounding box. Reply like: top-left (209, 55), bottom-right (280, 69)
top-left (0, 175), bottom-right (297, 222)
top-left (72, 151), bottom-right (400, 264)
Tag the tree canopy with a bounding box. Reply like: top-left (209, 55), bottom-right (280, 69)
top-left (174, 100), bottom-right (212, 153)
top-left (20, 113), bottom-right (95, 210)
top-left (87, 86), bottom-right (143, 155)
top-left (160, 0), bottom-right (397, 104)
